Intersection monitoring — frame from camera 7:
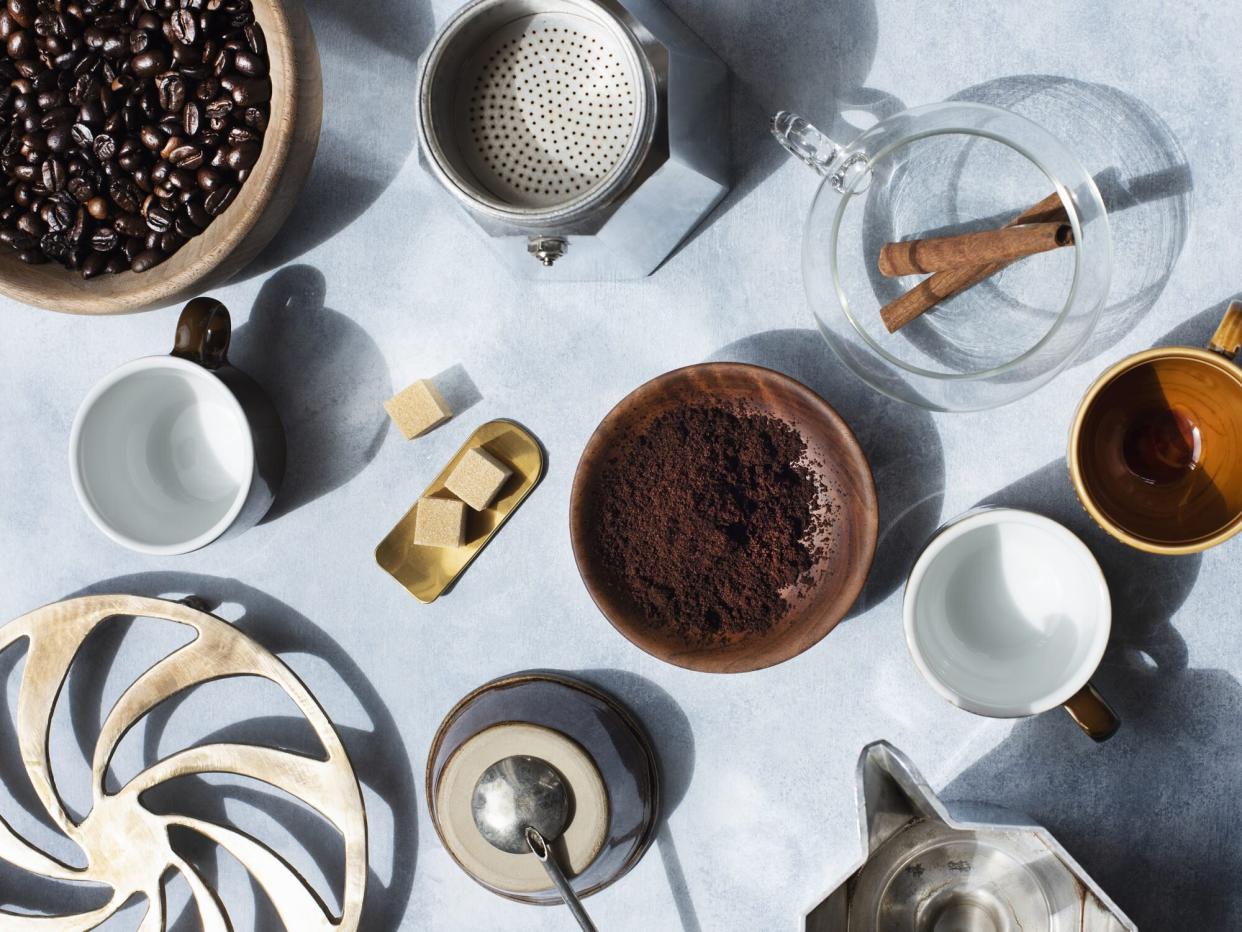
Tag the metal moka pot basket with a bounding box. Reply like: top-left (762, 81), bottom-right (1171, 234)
top-left (417, 0), bottom-right (728, 279)
top-left (805, 742), bottom-right (1136, 932)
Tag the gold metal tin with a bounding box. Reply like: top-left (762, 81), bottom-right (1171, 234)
top-left (376, 419), bottom-right (545, 602)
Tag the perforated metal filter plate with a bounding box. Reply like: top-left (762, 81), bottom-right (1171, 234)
top-left (454, 12), bottom-right (641, 209)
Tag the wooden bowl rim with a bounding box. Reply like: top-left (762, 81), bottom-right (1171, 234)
top-left (0, 0), bottom-right (310, 315)
top-left (570, 361), bottom-right (879, 673)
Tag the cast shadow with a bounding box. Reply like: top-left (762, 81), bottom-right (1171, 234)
top-left (243, 0), bottom-right (434, 276)
top-left (660, 0), bottom-right (896, 258)
top-left (431, 364), bottom-right (483, 418)
top-left (232, 266), bottom-right (392, 522)
top-left (55, 573), bottom-right (418, 931)
top-left (575, 668), bottom-right (699, 932)
top-left (1158, 294), bottom-right (1240, 350)
top-left (710, 329), bottom-right (944, 614)
top-left (943, 457), bottom-right (1241, 927)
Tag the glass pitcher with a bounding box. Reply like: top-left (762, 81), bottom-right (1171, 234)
top-left (773, 103), bottom-right (1112, 412)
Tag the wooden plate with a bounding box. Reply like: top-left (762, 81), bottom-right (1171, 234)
top-left (375, 420), bottom-right (545, 602)
top-left (570, 363), bottom-right (879, 673)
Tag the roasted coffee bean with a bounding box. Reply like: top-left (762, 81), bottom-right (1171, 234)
top-left (68, 206), bottom-right (87, 244)
top-left (7, 0), bottom-right (33, 30)
top-left (40, 158), bottom-right (65, 191)
top-left (81, 250), bottom-right (107, 277)
top-left (108, 177), bottom-right (140, 212)
top-left (129, 247), bottom-right (163, 272)
top-left (156, 72), bottom-right (185, 111)
top-left (170, 9), bottom-right (196, 44)
top-left (243, 21), bottom-right (263, 54)
top-left (15, 210), bottom-right (42, 235)
top-left (232, 48), bottom-right (266, 77)
top-left (101, 33), bottom-right (126, 59)
top-left (67, 176), bottom-right (94, 202)
top-left (46, 125), bottom-right (73, 154)
top-left (92, 132), bottom-right (115, 160)
top-left (226, 125), bottom-right (255, 145)
top-left (41, 195), bottom-right (74, 231)
top-left (231, 77), bottom-right (269, 107)
top-left (116, 146), bottom-right (143, 172)
top-left (39, 232), bottom-right (70, 260)
top-left (113, 211), bottom-right (145, 236)
top-left (204, 184), bottom-right (235, 216)
top-left (144, 202), bottom-right (172, 232)
top-left (5, 28), bottom-right (32, 59)
top-left (204, 97), bottom-right (231, 120)
top-left (167, 143), bottom-right (203, 169)
top-left (224, 140), bottom-right (258, 171)
top-left (195, 165), bottom-right (223, 191)
top-left (195, 77), bottom-right (220, 101)
top-left (86, 195), bottom-right (107, 219)
top-left (130, 49), bottom-right (168, 77)
top-left (139, 124), bottom-right (163, 150)
top-left (70, 122), bottom-right (94, 147)
top-left (90, 224), bottom-right (116, 252)
top-left (242, 106), bottom-right (266, 132)
top-left (173, 210), bottom-right (197, 237)
top-left (0, 227), bottom-right (31, 249)
top-left (181, 101), bottom-right (199, 136)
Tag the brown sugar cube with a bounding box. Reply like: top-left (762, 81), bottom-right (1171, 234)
top-left (384, 380), bottom-right (452, 439)
top-left (444, 447), bottom-right (513, 511)
top-left (413, 495), bottom-right (466, 548)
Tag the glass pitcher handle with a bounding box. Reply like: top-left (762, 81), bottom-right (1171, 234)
top-left (771, 111), bottom-right (870, 193)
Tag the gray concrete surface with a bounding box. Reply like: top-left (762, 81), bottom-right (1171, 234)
top-left (0, 0), bottom-right (1237, 928)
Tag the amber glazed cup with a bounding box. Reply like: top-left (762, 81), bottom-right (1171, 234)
top-left (1070, 303), bottom-right (1242, 554)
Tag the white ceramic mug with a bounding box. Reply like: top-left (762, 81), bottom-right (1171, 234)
top-left (903, 508), bottom-right (1119, 741)
top-left (69, 298), bottom-right (285, 555)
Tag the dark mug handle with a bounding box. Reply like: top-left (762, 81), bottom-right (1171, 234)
top-left (1063, 682), bottom-right (1120, 742)
top-left (171, 297), bottom-right (230, 369)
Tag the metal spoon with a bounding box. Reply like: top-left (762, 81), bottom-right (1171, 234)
top-left (471, 755), bottom-right (598, 932)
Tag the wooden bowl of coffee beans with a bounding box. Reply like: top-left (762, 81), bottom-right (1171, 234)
top-left (0, 0), bottom-right (321, 314)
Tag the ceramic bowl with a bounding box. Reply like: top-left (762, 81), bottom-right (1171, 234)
top-left (426, 671), bottom-right (660, 903)
top-left (570, 362), bottom-right (879, 673)
top-left (0, 0), bottom-right (322, 315)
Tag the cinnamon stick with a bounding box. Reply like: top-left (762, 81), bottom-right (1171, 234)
top-left (880, 192), bottom-right (1069, 333)
top-left (879, 222), bottom-right (1073, 277)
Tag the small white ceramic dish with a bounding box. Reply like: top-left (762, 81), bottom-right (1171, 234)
top-left (904, 508), bottom-right (1112, 724)
top-left (435, 723), bottom-right (609, 893)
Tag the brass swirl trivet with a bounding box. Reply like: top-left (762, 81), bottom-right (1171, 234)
top-left (0, 594), bottom-right (366, 930)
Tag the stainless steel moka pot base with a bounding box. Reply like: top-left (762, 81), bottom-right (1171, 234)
top-left (417, 0), bottom-right (728, 279)
top-left (805, 742), bottom-right (1136, 932)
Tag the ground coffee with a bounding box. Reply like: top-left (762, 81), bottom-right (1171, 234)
top-left (594, 401), bottom-right (828, 645)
